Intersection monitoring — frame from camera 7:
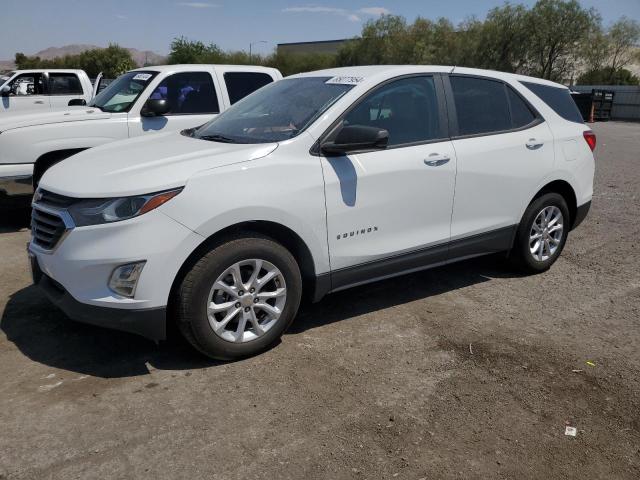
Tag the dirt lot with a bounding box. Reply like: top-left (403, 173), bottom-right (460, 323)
top-left (0, 121), bottom-right (638, 480)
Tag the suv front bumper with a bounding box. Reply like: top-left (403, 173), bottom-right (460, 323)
top-left (31, 255), bottom-right (167, 340)
top-left (28, 208), bottom-right (204, 341)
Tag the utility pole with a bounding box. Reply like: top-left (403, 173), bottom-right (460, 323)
top-left (249, 40), bottom-right (267, 64)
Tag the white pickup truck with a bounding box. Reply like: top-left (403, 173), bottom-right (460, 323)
top-left (0, 64), bottom-right (281, 206)
top-left (0, 69), bottom-right (99, 113)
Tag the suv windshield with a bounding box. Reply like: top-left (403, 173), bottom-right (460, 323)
top-left (193, 77), bottom-right (355, 143)
top-left (89, 71), bottom-right (158, 113)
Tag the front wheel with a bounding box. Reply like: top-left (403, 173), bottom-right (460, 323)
top-left (175, 235), bottom-right (302, 360)
top-left (510, 192), bottom-right (570, 273)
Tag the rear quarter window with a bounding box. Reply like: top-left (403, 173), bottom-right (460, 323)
top-left (521, 81), bottom-right (583, 124)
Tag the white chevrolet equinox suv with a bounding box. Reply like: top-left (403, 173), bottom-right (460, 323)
top-left (29, 66), bottom-right (595, 359)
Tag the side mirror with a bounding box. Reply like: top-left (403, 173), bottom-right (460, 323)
top-left (68, 98), bottom-right (86, 106)
top-left (0, 85), bottom-right (10, 96)
top-left (321, 125), bottom-right (389, 156)
top-left (141, 98), bottom-right (170, 117)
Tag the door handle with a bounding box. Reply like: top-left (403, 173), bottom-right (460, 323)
top-left (424, 153), bottom-right (450, 167)
top-left (33, 100), bottom-right (44, 104)
top-left (526, 138), bottom-right (544, 150)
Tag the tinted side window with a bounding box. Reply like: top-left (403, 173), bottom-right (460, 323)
top-left (450, 76), bottom-right (511, 136)
top-left (521, 81), bottom-right (583, 124)
top-left (8, 73), bottom-right (45, 96)
top-left (224, 72), bottom-right (274, 105)
top-left (48, 73), bottom-right (83, 95)
top-left (343, 76), bottom-right (441, 146)
top-left (507, 86), bottom-right (536, 128)
top-left (149, 72), bottom-right (219, 114)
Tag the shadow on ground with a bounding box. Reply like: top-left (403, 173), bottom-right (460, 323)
top-left (1, 254), bottom-right (523, 379)
top-left (0, 205), bottom-right (31, 233)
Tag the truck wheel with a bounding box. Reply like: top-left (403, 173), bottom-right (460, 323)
top-left (175, 235), bottom-right (302, 360)
top-left (510, 192), bottom-right (570, 273)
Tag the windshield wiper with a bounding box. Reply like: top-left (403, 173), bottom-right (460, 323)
top-left (198, 134), bottom-right (238, 144)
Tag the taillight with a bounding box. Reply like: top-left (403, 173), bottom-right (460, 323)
top-left (583, 130), bottom-right (596, 151)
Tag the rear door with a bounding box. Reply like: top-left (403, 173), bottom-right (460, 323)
top-left (321, 75), bottom-right (457, 284)
top-left (127, 70), bottom-right (222, 137)
top-left (48, 72), bottom-right (85, 108)
top-left (221, 71), bottom-right (275, 106)
top-left (445, 74), bottom-right (554, 255)
top-left (0, 72), bottom-right (50, 112)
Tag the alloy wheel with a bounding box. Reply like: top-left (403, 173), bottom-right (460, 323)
top-left (206, 259), bottom-right (287, 343)
top-left (529, 206), bottom-right (564, 262)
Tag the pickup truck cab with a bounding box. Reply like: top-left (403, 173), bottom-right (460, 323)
top-left (0, 69), bottom-right (97, 113)
top-left (0, 64), bottom-right (281, 205)
top-left (29, 66), bottom-right (595, 360)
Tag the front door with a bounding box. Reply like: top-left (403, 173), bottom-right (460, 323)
top-left (127, 71), bottom-right (222, 138)
top-left (321, 75), bottom-right (457, 287)
top-left (0, 72), bottom-right (50, 112)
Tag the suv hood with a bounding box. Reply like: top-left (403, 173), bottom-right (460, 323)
top-left (0, 107), bottom-right (111, 131)
top-left (40, 132), bottom-right (278, 198)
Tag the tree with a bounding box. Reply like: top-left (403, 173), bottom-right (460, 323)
top-left (524, 0), bottom-right (601, 81)
top-left (14, 45), bottom-right (134, 78)
top-left (266, 51), bottom-right (336, 76)
top-left (80, 45), bottom-right (136, 77)
top-left (580, 17), bottom-right (640, 84)
top-left (336, 15), bottom-right (410, 66)
top-left (607, 18), bottom-right (640, 73)
top-left (167, 37), bottom-right (224, 64)
top-left (474, 4), bottom-right (529, 72)
top-left (578, 67), bottom-right (639, 85)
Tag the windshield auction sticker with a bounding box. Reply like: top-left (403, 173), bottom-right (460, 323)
top-left (133, 73), bottom-right (153, 81)
top-left (325, 76), bottom-right (364, 85)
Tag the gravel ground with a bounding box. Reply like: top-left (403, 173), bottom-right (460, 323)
top-left (1, 121), bottom-right (638, 480)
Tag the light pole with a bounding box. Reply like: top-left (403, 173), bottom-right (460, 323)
top-left (249, 40), bottom-right (267, 63)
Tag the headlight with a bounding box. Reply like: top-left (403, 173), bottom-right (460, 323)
top-left (68, 188), bottom-right (182, 227)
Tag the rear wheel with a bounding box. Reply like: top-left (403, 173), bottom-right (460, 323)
top-left (510, 192), bottom-right (570, 273)
top-left (175, 235), bottom-right (302, 360)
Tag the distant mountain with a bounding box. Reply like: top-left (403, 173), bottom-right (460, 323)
top-left (125, 48), bottom-right (167, 67)
top-left (35, 44), bottom-right (99, 59)
top-left (0, 44), bottom-right (166, 71)
top-left (0, 60), bottom-right (15, 72)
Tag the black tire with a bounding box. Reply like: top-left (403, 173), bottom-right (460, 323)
top-left (175, 235), bottom-right (302, 360)
top-left (510, 192), bottom-right (570, 273)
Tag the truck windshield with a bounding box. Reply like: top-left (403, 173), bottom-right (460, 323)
top-left (193, 77), bottom-right (355, 143)
top-left (0, 72), bottom-right (15, 85)
top-left (89, 71), bottom-right (158, 113)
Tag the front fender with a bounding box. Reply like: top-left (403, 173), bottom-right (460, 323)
top-left (160, 152), bottom-right (330, 276)
top-left (0, 118), bottom-right (129, 165)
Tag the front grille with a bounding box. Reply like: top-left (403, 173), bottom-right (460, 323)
top-left (31, 207), bottom-right (67, 250)
top-left (30, 189), bottom-right (77, 251)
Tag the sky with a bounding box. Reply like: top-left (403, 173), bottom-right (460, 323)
top-left (0, 0), bottom-right (639, 60)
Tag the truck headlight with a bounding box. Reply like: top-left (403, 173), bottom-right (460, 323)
top-left (109, 261), bottom-right (146, 297)
top-left (68, 188), bottom-right (182, 227)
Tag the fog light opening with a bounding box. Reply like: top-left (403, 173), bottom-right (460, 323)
top-left (109, 261), bottom-right (146, 298)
